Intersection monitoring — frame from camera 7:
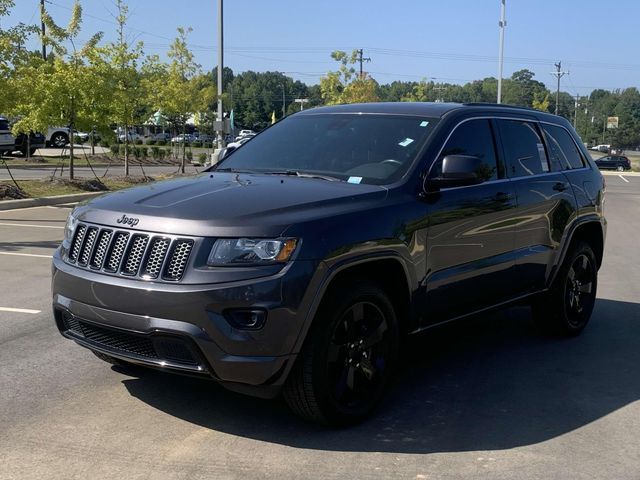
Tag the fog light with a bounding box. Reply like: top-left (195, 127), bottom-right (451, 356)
top-left (225, 309), bottom-right (267, 330)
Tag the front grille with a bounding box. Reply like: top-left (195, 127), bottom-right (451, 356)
top-left (61, 315), bottom-right (203, 369)
top-left (67, 223), bottom-right (194, 282)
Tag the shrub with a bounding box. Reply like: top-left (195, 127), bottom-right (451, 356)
top-left (204, 142), bottom-right (213, 149)
top-left (192, 141), bottom-right (202, 148)
top-left (110, 144), bottom-right (120, 156)
top-left (198, 152), bottom-right (207, 163)
top-left (186, 151), bottom-right (193, 161)
top-left (100, 140), bottom-right (110, 148)
top-left (151, 146), bottom-right (160, 160)
top-left (134, 138), bottom-right (143, 145)
top-left (140, 146), bottom-right (148, 158)
top-left (146, 139), bottom-right (156, 145)
top-left (156, 140), bottom-right (166, 146)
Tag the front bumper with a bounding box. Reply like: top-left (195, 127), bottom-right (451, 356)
top-left (52, 249), bottom-right (319, 398)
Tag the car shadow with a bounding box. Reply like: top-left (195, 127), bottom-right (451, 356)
top-left (121, 298), bottom-right (640, 454)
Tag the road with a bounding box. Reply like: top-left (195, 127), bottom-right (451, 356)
top-left (1, 174), bottom-right (639, 479)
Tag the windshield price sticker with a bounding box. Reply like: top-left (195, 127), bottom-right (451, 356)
top-left (347, 176), bottom-right (363, 184)
top-left (398, 138), bottom-right (414, 147)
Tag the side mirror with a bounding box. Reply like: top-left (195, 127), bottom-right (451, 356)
top-left (426, 154), bottom-right (484, 190)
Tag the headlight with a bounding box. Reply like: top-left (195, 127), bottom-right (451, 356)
top-left (64, 212), bottom-right (78, 244)
top-left (207, 238), bottom-right (298, 266)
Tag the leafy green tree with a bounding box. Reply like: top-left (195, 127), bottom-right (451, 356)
top-left (10, 1), bottom-right (102, 177)
top-left (320, 50), bottom-right (379, 105)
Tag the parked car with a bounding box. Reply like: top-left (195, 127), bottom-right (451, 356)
top-left (46, 127), bottom-right (70, 148)
top-left (594, 155), bottom-right (631, 171)
top-left (14, 131), bottom-right (46, 156)
top-left (117, 132), bottom-right (143, 142)
top-left (237, 129), bottom-right (255, 138)
top-left (226, 136), bottom-right (253, 149)
top-left (171, 133), bottom-right (196, 143)
top-left (0, 116), bottom-right (14, 155)
top-left (196, 134), bottom-right (215, 143)
top-left (53, 103), bottom-right (606, 425)
top-left (151, 132), bottom-right (171, 142)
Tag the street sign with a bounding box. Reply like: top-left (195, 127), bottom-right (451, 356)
top-left (607, 116), bottom-right (619, 129)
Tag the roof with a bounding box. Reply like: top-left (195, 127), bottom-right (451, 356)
top-left (296, 102), bottom-right (562, 121)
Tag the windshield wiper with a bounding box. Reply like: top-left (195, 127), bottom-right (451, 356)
top-left (262, 170), bottom-right (342, 182)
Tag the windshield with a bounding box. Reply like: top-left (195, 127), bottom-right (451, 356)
top-left (218, 113), bottom-right (437, 185)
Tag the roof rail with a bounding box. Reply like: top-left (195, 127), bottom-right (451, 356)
top-left (462, 102), bottom-right (541, 113)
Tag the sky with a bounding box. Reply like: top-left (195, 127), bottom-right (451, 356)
top-left (7, 0), bottom-right (640, 95)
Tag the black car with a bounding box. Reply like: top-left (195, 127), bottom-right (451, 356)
top-left (52, 103), bottom-right (606, 425)
top-left (594, 155), bottom-right (631, 171)
top-left (14, 132), bottom-right (46, 156)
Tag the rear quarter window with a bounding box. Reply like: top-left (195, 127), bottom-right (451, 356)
top-left (542, 124), bottom-right (585, 171)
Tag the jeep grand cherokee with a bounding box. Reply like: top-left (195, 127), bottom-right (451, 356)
top-left (52, 102), bottom-right (606, 425)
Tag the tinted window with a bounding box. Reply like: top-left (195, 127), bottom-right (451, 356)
top-left (0, 119), bottom-right (9, 131)
top-left (218, 114), bottom-right (437, 185)
top-left (431, 119), bottom-right (501, 181)
top-left (542, 124), bottom-right (585, 170)
top-left (497, 120), bottom-right (549, 177)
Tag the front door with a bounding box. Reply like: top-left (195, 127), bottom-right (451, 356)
top-left (423, 118), bottom-right (518, 324)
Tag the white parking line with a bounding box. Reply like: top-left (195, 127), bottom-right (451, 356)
top-left (618, 174), bottom-right (630, 183)
top-left (0, 251), bottom-right (52, 259)
top-left (0, 222), bottom-right (64, 229)
top-left (0, 307), bottom-right (41, 314)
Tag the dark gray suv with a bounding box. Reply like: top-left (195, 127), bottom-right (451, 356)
top-left (52, 103), bottom-right (606, 425)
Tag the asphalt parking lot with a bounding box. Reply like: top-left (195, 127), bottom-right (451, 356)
top-left (1, 173), bottom-right (639, 479)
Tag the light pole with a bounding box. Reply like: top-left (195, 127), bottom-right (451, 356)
top-left (216, 0), bottom-right (224, 149)
top-left (497, 0), bottom-right (506, 104)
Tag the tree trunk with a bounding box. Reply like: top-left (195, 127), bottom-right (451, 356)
top-left (26, 134), bottom-right (31, 161)
top-left (69, 125), bottom-right (74, 180)
top-left (124, 125), bottom-right (129, 176)
top-left (181, 123), bottom-right (186, 174)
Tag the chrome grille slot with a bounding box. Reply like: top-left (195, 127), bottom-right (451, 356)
top-left (90, 230), bottom-right (112, 269)
top-left (141, 237), bottom-right (170, 279)
top-left (78, 227), bottom-right (98, 266)
top-left (163, 240), bottom-right (193, 281)
top-left (69, 224), bottom-right (87, 262)
top-left (66, 223), bottom-right (196, 283)
top-left (121, 234), bottom-right (149, 275)
top-left (105, 232), bottom-right (130, 272)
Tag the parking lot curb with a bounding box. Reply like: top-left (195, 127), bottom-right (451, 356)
top-left (0, 192), bottom-right (105, 210)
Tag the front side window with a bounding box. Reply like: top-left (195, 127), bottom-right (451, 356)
top-left (217, 114), bottom-right (437, 185)
top-left (431, 119), bottom-right (501, 182)
top-left (497, 120), bottom-right (549, 177)
top-left (542, 124), bottom-right (585, 171)
top-left (0, 119), bottom-right (9, 131)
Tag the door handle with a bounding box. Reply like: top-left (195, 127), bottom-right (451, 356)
top-left (494, 192), bottom-right (513, 202)
top-left (553, 182), bottom-right (569, 192)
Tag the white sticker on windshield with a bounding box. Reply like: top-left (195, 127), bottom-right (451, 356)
top-left (419, 121), bottom-right (429, 127)
top-left (398, 138), bottom-right (414, 147)
top-left (347, 176), bottom-right (362, 184)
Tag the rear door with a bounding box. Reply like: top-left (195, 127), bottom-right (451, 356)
top-left (423, 118), bottom-right (518, 323)
top-left (495, 119), bottom-right (578, 293)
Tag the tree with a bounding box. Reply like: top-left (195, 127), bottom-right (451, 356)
top-left (11, 1), bottom-right (102, 178)
top-left (148, 27), bottom-right (203, 173)
top-left (93, 0), bottom-right (146, 175)
top-left (320, 50), bottom-right (379, 105)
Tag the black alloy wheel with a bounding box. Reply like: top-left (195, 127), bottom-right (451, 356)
top-left (284, 282), bottom-right (399, 425)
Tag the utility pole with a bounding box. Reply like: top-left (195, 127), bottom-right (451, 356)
top-left (573, 94), bottom-right (580, 128)
top-left (281, 84), bottom-right (286, 118)
top-left (356, 48), bottom-right (371, 79)
top-left (434, 85), bottom-right (447, 103)
top-left (40, 0), bottom-right (47, 60)
top-left (551, 61), bottom-right (568, 115)
top-left (497, 0), bottom-right (506, 104)
top-left (216, 0), bottom-right (224, 149)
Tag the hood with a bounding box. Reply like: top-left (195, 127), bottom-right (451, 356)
top-left (74, 172), bottom-right (388, 237)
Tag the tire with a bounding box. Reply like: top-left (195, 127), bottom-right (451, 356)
top-left (19, 148), bottom-right (37, 157)
top-left (283, 282), bottom-right (399, 426)
top-left (532, 241), bottom-right (598, 336)
top-left (49, 132), bottom-right (69, 148)
top-left (616, 165), bottom-right (624, 172)
top-left (92, 350), bottom-right (131, 367)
